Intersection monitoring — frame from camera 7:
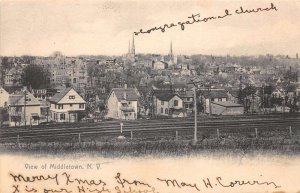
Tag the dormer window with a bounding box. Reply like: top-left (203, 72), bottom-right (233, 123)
top-left (69, 96), bottom-right (75, 99)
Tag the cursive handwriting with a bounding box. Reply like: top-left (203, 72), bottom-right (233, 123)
top-left (157, 177), bottom-right (201, 191)
top-left (134, 2), bottom-right (278, 35)
top-left (10, 173), bottom-right (59, 185)
top-left (115, 172), bottom-right (151, 188)
top-left (216, 176), bottom-right (281, 189)
top-left (9, 172), bottom-right (282, 193)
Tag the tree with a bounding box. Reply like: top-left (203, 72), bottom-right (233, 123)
top-left (238, 85), bottom-right (257, 113)
top-left (23, 64), bottom-right (50, 89)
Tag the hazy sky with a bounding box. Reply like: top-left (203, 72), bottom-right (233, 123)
top-left (1, 0), bottom-right (300, 56)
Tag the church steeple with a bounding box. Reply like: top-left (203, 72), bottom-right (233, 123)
top-left (131, 34), bottom-right (135, 55)
top-left (169, 41), bottom-right (174, 62)
top-left (128, 41), bottom-right (131, 54)
top-left (170, 41), bottom-right (173, 57)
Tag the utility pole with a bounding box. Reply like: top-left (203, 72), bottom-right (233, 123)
top-left (188, 80), bottom-right (202, 145)
top-left (24, 88), bottom-right (27, 126)
top-left (193, 86), bottom-right (197, 144)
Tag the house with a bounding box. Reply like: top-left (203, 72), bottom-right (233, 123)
top-left (152, 61), bottom-right (168, 70)
top-left (181, 90), bottom-right (194, 111)
top-left (106, 87), bottom-right (139, 120)
top-left (210, 101), bottom-right (244, 115)
top-left (8, 89), bottom-right (41, 126)
top-left (49, 87), bottom-right (86, 122)
top-left (200, 89), bottom-right (228, 114)
top-left (0, 87), bottom-right (9, 107)
top-left (152, 90), bottom-right (185, 118)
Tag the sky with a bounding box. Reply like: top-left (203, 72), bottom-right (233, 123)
top-left (1, 0), bottom-right (300, 56)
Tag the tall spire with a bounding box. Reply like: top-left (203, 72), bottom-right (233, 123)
top-left (128, 40), bottom-right (131, 54)
top-left (170, 41), bottom-right (173, 57)
top-left (169, 41), bottom-right (174, 61)
top-left (131, 34), bottom-right (135, 55)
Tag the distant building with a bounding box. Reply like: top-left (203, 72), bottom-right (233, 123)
top-left (0, 87), bottom-right (9, 107)
top-left (4, 68), bottom-right (23, 87)
top-left (106, 87), bottom-right (139, 120)
top-left (152, 90), bottom-right (185, 118)
top-left (49, 88), bottom-right (86, 123)
top-left (32, 88), bottom-right (58, 101)
top-left (152, 61), bottom-right (168, 70)
top-left (39, 56), bottom-right (88, 93)
top-left (8, 89), bottom-right (41, 126)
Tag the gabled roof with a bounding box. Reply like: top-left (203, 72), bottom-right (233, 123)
top-left (201, 89), bottom-right (228, 99)
top-left (49, 87), bottom-right (73, 103)
top-left (153, 90), bottom-right (180, 101)
top-left (8, 90), bottom-right (40, 106)
top-left (111, 88), bottom-right (139, 101)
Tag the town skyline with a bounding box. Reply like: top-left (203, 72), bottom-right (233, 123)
top-left (1, 0), bottom-right (300, 56)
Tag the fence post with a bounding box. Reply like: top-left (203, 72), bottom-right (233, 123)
top-left (131, 130), bottom-right (133, 140)
top-left (255, 128), bottom-right (258, 139)
top-left (175, 131), bottom-right (178, 141)
top-left (217, 129), bottom-right (220, 139)
top-left (289, 126), bottom-right (292, 138)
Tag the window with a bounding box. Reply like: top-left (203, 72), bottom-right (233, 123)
top-left (211, 98), bottom-right (214, 102)
top-left (69, 96), bottom-right (75, 99)
top-left (128, 102), bottom-right (131, 104)
top-left (165, 108), bottom-right (168, 114)
top-left (185, 104), bottom-right (189, 109)
top-left (73, 78), bottom-right (76, 83)
top-left (218, 98), bottom-right (222, 102)
top-left (161, 101), bottom-right (164, 105)
top-left (174, 100), bottom-right (178, 106)
top-left (161, 108), bottom-right (163, 113)
top-left (60, 113), bottom-right (65, 120)
top-left (70, 104), bottom-right (73, 107)
top-left (58, 104), bottom-right (63, 109)
top-left (79, 104), bottom-right (84, 109)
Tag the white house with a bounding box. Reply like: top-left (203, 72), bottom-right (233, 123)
top-left (49, 87), bottom-right (86, 122)
top-left (106, 88), bottom-right (139, 120)
top-left (0, 87), bottom-right (9, 107)
top-left (152, 90), bottom-right (185, 118)
top-left (8, 89), bottom-right (41, 126)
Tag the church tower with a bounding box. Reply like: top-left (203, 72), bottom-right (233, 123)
top-left (128, 41), bottom-right (131, 55)
top-left (169, 41), bottom-right (173, 60)
top-left (131, 34), bottom-right (135, 56)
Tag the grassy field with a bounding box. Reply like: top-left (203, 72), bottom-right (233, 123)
top-left (1, 134), bottom-right (299, 157)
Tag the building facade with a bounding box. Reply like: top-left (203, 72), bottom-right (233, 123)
top-left (49, 88), bottom-right (86, 122)
top-left (106, 88), bottom-right (139, 120)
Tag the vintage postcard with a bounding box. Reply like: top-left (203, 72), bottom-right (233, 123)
top-left (0, 0), bottom-right (300, 192)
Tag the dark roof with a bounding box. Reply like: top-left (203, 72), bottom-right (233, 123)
top-left (111, 88), bottom-right (139, 101)
top-left (50, 87), bottom-right (73, 103)
top-left (153, 90), bottom-right (179, 101)
top-left (201, 89), bottom-right (228, 99)
top-left (227, 89), bottom-right (240, 98)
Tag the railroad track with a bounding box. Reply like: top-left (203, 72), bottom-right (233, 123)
top-left (1, 117), bottom-right (300, 142)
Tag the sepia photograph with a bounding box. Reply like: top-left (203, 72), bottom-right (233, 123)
top-left (0, 0), bottom-right (300, 192)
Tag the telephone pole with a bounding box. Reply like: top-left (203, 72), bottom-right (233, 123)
top-left (24, 88), bottom-right (27, 126)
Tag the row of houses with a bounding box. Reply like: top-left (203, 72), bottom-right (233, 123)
top-left (0, 87), bottom-right (86, 127)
